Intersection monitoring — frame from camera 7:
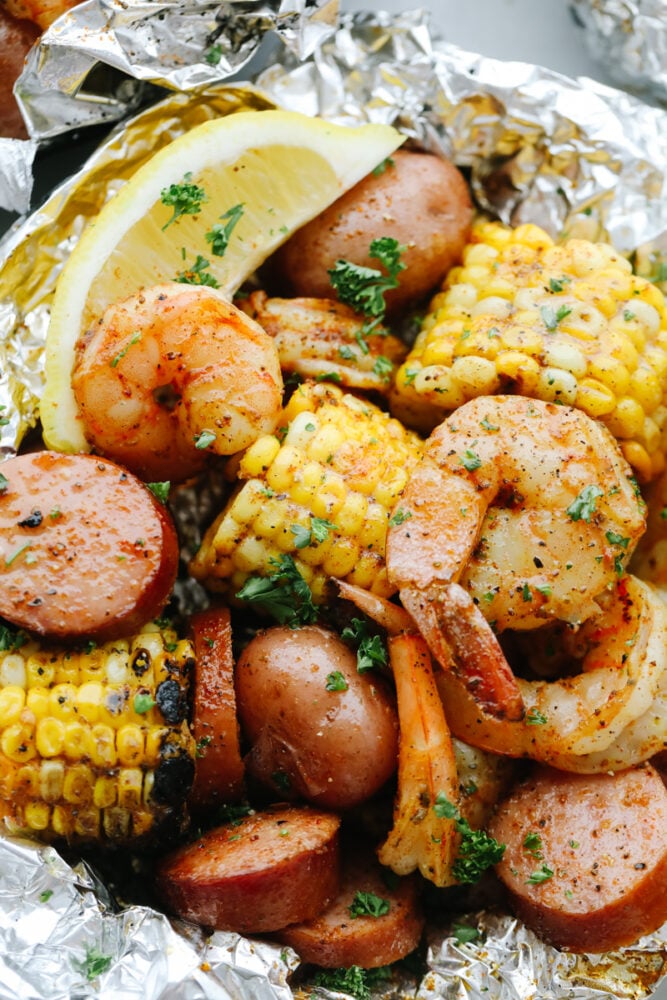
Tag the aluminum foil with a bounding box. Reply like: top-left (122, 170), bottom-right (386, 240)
top-left (571, 0), bottom-right (667, 107)
top-left (3, 3), bottom-right (667, 999)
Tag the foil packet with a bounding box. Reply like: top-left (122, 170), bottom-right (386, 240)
top-left (571, 0), bottom-right (667, 107)
top-left (2, 2), bottom-right (667, 998)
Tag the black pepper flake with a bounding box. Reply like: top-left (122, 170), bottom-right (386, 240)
top-left (17, 509), bottom-right (43, 528)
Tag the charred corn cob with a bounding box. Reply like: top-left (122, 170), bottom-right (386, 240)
top-left (190, 381), bottom-right (423, 601)
top-left (392, 219), bottom-right (667, 481)
top-left (0, 622), bottom-right (196, 843)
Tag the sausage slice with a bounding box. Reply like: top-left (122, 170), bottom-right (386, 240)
top-left (157, 805), bottom-right (341, 933)
top-left (0, 451), bottom-right (178, 640)
top-left (488, 763), bottom-right (667, 953)
top-left (189, 605), bottom-right (245, 808)
top-left (276, 849), bottom-right (424, 968)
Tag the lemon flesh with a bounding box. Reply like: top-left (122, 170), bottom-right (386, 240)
top-left (42, 110), bottom-right (404, 454)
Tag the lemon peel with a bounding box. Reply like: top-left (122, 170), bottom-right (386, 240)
top-left (42, 109), bottom-right (404, 453)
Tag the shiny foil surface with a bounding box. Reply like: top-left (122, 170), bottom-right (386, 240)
top-left (1, 2), bottom-right (667, 997)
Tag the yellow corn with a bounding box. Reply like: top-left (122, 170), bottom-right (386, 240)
top-left (190, 381), bottom-right (424, 601)
top-left (392, 219), bottom-right (667, 481)
top-left (0, 622), bottom-right (195, 844)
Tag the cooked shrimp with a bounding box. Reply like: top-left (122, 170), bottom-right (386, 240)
top-left (237, 291), bottom-right (407, 394)
top-left (71, 283), bottom-right (284, 483)
top-left (388, 395), bottom-right (647, 635)
top-left (436, 574), bottom-right (667, 769)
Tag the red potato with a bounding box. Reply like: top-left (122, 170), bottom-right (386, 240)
top-left (276, 848), bottom-right (424, 968)
top-left (0, 451), bottom-right (178, 640)
top-left (189, 605), bottom-right (245, 807)
top-left (235, 625), bottom-right (399, 810)
top-left (0, 7), bottom-right (38, 140)
top-left (157, 805), bottom-right (341, 933)
top-left (488, 763), bottom-right (667, 953)
top-left (272, 149), bottom-right (473, 314)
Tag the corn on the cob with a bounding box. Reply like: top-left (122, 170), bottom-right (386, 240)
top-left (190, 381), bottom-right (424, 602)
top-left (391, 219), bottom-right (667, 481)
top-left (0, 622), bottom-right (196, 843)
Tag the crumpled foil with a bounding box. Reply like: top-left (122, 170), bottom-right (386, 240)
top-left (571, 0), bottom-right (667, 107)
top-left (3, 3), bottom-right (667, 999)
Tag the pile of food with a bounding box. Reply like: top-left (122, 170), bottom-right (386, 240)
top-left (3, 106), bottom-right (667, 988)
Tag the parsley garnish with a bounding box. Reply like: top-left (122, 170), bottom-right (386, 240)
top-left (72, 944), bottom-right (113, 982)
top-left (326, 670), bottom-right (348, 692)
top-left (389, 508), bottom-right (412, 526)
top-left (606, 530), bottom-right (630, 549)
top-left (160, 173), bottom-right (207, 230)
top-left (433, 794), bottom-right (506, 883)
top-left (110, 330), bottom-right (141, 368)
top-left (349, 890), bottom-right (390, 918)
top-left (312, 966), bottom-right (372, 1000)
top-left (204, 42), bottom-right (223, 65)
top-left (314, 371), bottom-right (343, 384)
top-left (146, 481), bottom-right (170, 504)
top-left (372, 355), bottom-right (393, 382)
top-left (290, 523), bottom-right (312, 549)
top-left (205, 203), bottom-right (244, 257)
top-left (39, 889), bottom-right (53, 903)
top-left (235, 554), bottom-right (318, 627)
top-left (195, 735), bottom-right (212, 758)
top-left (452, 922), bottom-right (481, 944)
top-left (372, 156), bottom-right (394, 177)
top-left (133, 692), bottom-right (155, 714)
top-left (216, 802), bottom-right (254, 826)
top-left (0, 623), bottom-right (27, 651)
top-left (566, 484), bottom-right (603, 522)
top-left (341, 617), bottom-right (388, 672)
top-left (461, 449), bottom-right (482, 472)
top-left (339, 344), bottom-right (356, 360)
top-left (311, 517), bottom-right (338, 542)
top-left (525, 707), bottom-right (548, 725)
top-left (523, 832), bottom-right (543, 858)
top-left (175, 253), bottom-right (219, 287)
top-left (480, 416), bottom-right (499, 432)
top-left (194, 429), bottom-right (216, 449)
top-left (403, 367), bottom-right (419, 385)
top-left (0, 473), bottom-right (7, 493)
top-left (526, 863), bottom-right (554, 885)
top-left (548, 276), bottom-right (570, 293)
top-left (540, 303), bottom-right (572, 331)
top-left (328, 237), bottom-right (406, 318)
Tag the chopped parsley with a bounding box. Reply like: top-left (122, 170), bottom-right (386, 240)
top-left (160, 173), bottom-right (207, 230)
top-left (389, 508), bottom-right (412, 526)
top-left (480, 416), bottom-right (499, 432)
top-left (235, 554), bottom-right (318, 627)
top-left (146, 481), bottom-right (170, 504)
top-left (523, 832), bottom-right (544, 858)
top-left (39, 889), bottom-right (53, 903)
top-left (566, 484), bottom-right (603, 522)
top-left (328, 237), bottom-right (406, 318)
top-left (338, 344), bottom-right (356, 360)
top-left (433, 794), bottom-right (506, 884)
top-left (204, 42), bottom-right (223, 65)
top-left (72, 944), bottom-right (113, 982)
top-left (0, 623), bottom-right (27, 651)
top-left (606, 530), bottom-right (630, 549)
top-left (525, 707), bottom-right (548, 725)
top-left (0, 473), bottom-right (7, 493)
top-left (174, 253), bottom-right (220, 287)
top-left (133, 692), bottom-right (155, 714)
top-left (311, 517), bottom-right (338, 542)
top-left (110, 330), bottom-right (141, 368)
top-left (341, 617), bottom-right (388, 673)
top-left (372, 156), bottom-right (395, 176)
top-left (205, 203), bottom-right (244, 257)
top-left (348, 890), bottom-right (390, 918)
top-left (216, 802), bottom-right (254, 826)
top-left (290, 523), bottom-right (312, 549)
top-left (461, 448), bottom-right (482, 472)
top-left (372, 355), bottom-right (393, 382)
top-left (526, 863), bottom-right (554, 885)
top-left (311, 966), bottom-right (372, 1000)
top-left (194, 429), bottom-right (216, 449)
top-left (548, 276), bottom-right (570, 293)
top-left (540, 303), bottom-right (572, 331)
top-left (314, 371), bottom-right (342, 384)
top-left (452, 922), bottom-right (481, 944)
top-left (325, 670), bottom-right (349, 692)
top-left (195, 735), bottom-right (212, 758)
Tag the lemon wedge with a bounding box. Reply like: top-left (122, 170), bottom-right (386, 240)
top-left (42, 109), bottom-right (404, 453)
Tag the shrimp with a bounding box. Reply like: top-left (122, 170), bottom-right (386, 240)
top-left (4, 0), bottom-right (78, 29)
top-left (436, 574), bottom-right (667, 769)
top-left (71, 283), bottom-right (284, 483)
top-left (385, 395), bottom-right (665, 762)
top-left (237, 291), bottom-right (407, 394)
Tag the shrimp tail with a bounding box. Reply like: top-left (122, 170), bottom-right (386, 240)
top-left (401, 582), bottom-right (525, 722)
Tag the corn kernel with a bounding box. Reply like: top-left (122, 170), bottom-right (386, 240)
top-left (421, 337), bottom-right (455, 368)
top-left (24, 801), bottom-right (50, 830)
top-left (118, 767), bottom-right (143, 810)
top-left (513, 223), bottom-right (553, 250)
top-left (0, 654), bottom-right (26, 688)
top-left (575, 378), bottom-right (617, 418)
top-left (322, 536), bottom-right (360, 578)
top-left (74, 809), bottom-right (100, 839)
top-left (335, 492), bottom-right (368, 537)
top-left (1, 723), bottom-right (36, 762)
top-left (535, 366), bottom-right (578, 405)
top-left (117, 724), bottom-right (145, 767)
top-left (542, 340), bottom-right (588, 378)
top-left (239, 435), bottom-right (281, 478)
top-left (471, 295), bottom-right (513, 320)
top-left (358, 503), bottom-right (389, 552)
top-left (495, 351), bottom-right (541, 393)
top-left (25, 654), bottom-right (54, 688)
top-left (39, 759), bottom-right (64, 802)
top-left (229, 483), bottom-right (265, 527)
top-left (93, 775), bottom-right (117, 809)
top-left (36, 718), bottom-right (65, 758)
top-left (75, 681), bottom-right (104, 724)
top-left (266, 444), bottom-right (304, 491)
top-left (63, 721), bottom-right (93, 760)
top-left (49, 684), bottom-right (77, 720)
top-left (90, 724), bottom-right (116, 767)
top-left (442, 282), bottom-right (479, 313)
top-left (63, 764), bottom-right (94, 805)
top-left (621, 440), bottom-right (653, 482)
top-left (463, 242), bottom-right (499, 266)
top-left (606, 396), bottom-right (646, 439)
top-left (0, 686), bottom-right (25, 727)
top-left (587, 355), bottom-right (630, 396)
top-left (104, 806), bottom-right (131, 840)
